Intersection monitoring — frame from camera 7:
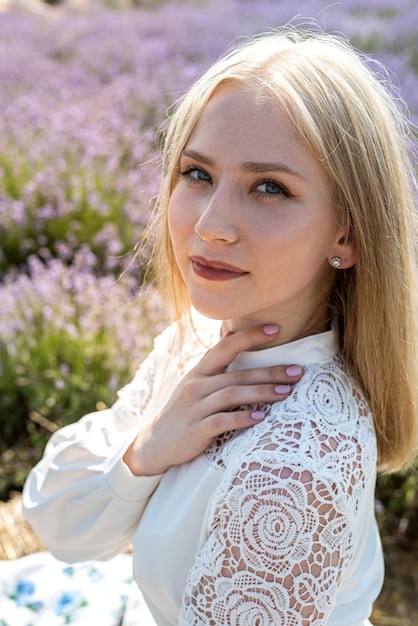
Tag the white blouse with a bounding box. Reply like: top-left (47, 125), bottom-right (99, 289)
top-left (23, 313), bottom-right (384, 626)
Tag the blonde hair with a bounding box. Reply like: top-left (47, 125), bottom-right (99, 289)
top-left (148, 26), bottom-right (418, 472)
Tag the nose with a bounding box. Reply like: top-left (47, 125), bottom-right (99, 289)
top-left (194, 183), bottom-right (239, 244)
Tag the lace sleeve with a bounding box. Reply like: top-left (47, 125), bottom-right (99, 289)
top-left (180, 361), bottom-right (375, 626)
top-left (182, 455), bottom-right (358, 625)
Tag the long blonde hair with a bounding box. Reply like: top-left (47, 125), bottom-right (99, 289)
top-left (148, 27), bottom-right (418, 472)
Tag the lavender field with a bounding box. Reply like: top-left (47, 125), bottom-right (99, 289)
top-left (0, 0), bottom-right (418, 621)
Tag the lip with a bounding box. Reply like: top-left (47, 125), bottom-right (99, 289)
top-left (190, 256), bottom-right (248, 281)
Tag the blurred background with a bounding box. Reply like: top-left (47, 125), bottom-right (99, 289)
top-left (0, 0), bottom-right (417, 624)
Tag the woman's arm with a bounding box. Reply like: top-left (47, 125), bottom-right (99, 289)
top-left (22, 338), bottom-right (164, 563)
top-left (22, 321), bottom-right (303, 564)
top-left (181, 461), bottom-right (357, 625)
top-left (179, 379), bottom-right (374, 626)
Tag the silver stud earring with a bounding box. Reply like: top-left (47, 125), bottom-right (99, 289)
top-left (330, 256), bottom-right (343, 268)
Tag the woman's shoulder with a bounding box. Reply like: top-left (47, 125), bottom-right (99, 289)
top-left (289, 355), bottom-right (374, 437)
top-left (213, 356), bottom-right (376, 489)
top-left (285, 356), bottom-right (375, 459)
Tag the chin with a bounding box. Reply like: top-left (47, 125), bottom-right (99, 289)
top-left (192, 304), bottom-right (228, 321)
top-left (190, 301), bottom-right (262, 331)
top-left (189, 297), bottom-right (235, 322)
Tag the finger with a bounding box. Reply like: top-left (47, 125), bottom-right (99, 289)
top-left (202, 408), bottom-right (268, 438)
top-left (221, 364), bottom-right (304, 387)
top-left (200, 382), bottom-right (292, 417)
top-left (197, 324), bottom-right (280, 375)
top-left (194, 363), bottom-right (303, 400)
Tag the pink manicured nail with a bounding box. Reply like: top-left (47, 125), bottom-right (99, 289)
top-left (251, 411), bottom-right (265, 420)
top-left (275, 384), bottom-right (291, 394)
top-left (263, 325), bottom-right (279, 335)
top-left (286, 365), bottom-right (302, 377)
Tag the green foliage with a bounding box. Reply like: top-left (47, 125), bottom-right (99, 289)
top-left (0, 258), bottom-right (166, 499)
top-left (2, 326), bottom-right (113, 445)
top-left (0, 149), bottom-right (154, 278)
top-left (376, 469), bottom-right (418, 541)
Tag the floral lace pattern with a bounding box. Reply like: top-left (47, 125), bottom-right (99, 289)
top-left (182, 358), bottom-right (377, 625)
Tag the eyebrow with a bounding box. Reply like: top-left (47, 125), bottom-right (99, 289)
top-left (180, 149), bottom-right (307, 182)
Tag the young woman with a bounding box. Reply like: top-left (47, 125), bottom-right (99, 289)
top-left (23, 27), bottom-right (418, 626)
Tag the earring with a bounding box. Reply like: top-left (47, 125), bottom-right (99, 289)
top-left (330, 256), bottom-right (343, 268)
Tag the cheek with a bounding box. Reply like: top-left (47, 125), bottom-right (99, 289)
top-left (167, 191), bottom-right (197, 258)
top-left (168, 194), bottom-right (185, 242)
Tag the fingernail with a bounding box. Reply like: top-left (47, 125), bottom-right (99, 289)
top-left (286, 365), bottom-right (302, 377)
top-left (251, 411), bottom-right (265, 420)
top-left (275, 384), bottom-right (291, 394)
top-left (263, 324), bottom-right (279, 335)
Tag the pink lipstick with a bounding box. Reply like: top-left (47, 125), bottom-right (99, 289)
top-left (190, 256), bottom-right (248, 281)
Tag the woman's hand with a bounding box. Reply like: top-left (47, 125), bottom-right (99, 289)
top-left (123, 324), bottom-right (303, 476)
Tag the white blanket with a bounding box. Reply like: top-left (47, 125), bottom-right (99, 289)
top-left (0, 552), bottom-right (155, 625)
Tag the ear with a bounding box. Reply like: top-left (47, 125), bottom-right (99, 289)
top-left (330, 226), bottom-right (356, 269)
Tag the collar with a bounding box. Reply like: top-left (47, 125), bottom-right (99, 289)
top-left (226, 328), bottom-right (339, 372)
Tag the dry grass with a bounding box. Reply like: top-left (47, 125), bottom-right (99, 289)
top-left (0, 492), bottom-right (46, 560)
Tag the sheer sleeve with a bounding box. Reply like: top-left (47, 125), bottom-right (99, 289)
top-left (22, 325), bottom-right (175, 563)
top-left (180, 362), bottom-right (375, 626)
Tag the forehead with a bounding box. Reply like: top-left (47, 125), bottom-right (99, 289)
top-left (184, 85), bottom-right (329, 187)
top-left (188, 84), bottom-right (300, 147)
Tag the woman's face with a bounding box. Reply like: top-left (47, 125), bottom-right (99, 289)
top-left (168, 85), bottom-right (353, 343)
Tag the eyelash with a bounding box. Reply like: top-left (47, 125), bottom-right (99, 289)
top-left (178, 165), bottom-right (292, 199)
top-left (253, 179), bottom-right (291, 199)
top-left (178, 166), bottom-right (211, 184)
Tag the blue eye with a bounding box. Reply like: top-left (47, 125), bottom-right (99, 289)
top-left (256, 180), bottom-right (287, 196)
top-left (255, 180), bottom-right (292, 199)
top-left (180, 166), bottom-right (211, 183)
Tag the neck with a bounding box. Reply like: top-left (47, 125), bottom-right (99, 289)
top-left (222, 310), bottom-right (331, 350)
